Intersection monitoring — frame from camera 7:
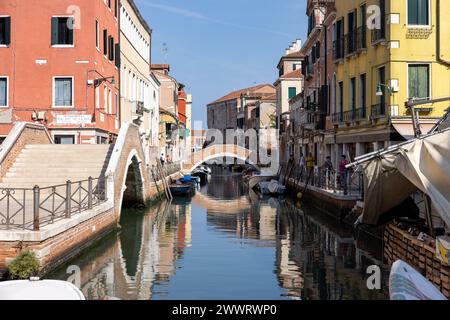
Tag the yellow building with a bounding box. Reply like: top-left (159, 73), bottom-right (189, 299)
top-left (331, 0), bottom-right (450, 163)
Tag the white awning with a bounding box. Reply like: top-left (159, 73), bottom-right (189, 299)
top-left (392, 123), bottom-right (436, 141)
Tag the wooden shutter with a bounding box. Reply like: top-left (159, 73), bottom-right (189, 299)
top-left (51, 17), bottom-right (58, 45)
top-left (4, 17), bottom-right (10, 45)
top-left (115, 43), bottom-right (120, 68)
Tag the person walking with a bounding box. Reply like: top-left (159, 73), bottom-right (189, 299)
top-left (160, 153), bottom-right (165, 166)
top-left (322, 156), bottom-right (333, 189)
top-left (339, 155), bottom-right (348, 195)
top-left (299, 153), bottom-right (306, 181)
top-left (305, 152), bottom-right (315, 184)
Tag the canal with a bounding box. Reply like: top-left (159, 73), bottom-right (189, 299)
top-left (48, 169), bottom-right (388, 300)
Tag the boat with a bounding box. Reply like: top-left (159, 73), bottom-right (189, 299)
top-left (169, 175), bottom-right (196, 196)
top-left (389, 260), bottom-right (447, 300)
top-left (0, 278), bottom-right (85, 300)
top-left (257, 180), bottom-right (286, 195)
top-left (192, 166), bottom-right (211, 185)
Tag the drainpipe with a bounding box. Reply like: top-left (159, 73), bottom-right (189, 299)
top-left (437, 0), bottom-right (450, 66)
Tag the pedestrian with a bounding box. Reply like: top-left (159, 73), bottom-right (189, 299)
top-left (299, 153), bottom-right (306, 180)
top-left (305, 152), bottom-right (315, 183)
top-left (339, 155), bottom-right (348, 195)
top-left (160, 153), bottom-right (165, 166)
top-left (322, 156), bottom-right (333, 188)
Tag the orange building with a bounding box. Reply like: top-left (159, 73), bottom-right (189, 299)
top-left (0, 0), bottom-right (120, 144)
top-left (177, 84), bottom-right (187, 125)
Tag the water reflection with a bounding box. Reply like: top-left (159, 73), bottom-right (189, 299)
top-left (48, 170), bottom-right (387, 300)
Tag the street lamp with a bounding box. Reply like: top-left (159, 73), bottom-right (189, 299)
top-left (376, 83), bottom-right (394, 96)
top-left (94, 76), bottom-right (115, 87)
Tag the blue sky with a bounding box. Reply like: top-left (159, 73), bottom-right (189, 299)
top-left (135, 0), bottom-right (308, 125)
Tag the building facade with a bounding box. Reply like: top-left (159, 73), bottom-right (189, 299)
top-left (330, 0), bottom-right (450, 165)
top-left (297, 0), bottom-right (336, 167)
top-left (120, 0), bottom-right (158, 165)
top-left (274, 40), bottom-right (304, 163)
top-left (0, 0), bottom-right (120, 144)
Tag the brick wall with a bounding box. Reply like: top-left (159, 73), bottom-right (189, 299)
top-left (384, 223), bottom-right (450, 298)
top-left (0, 124), bottom-right (52, 181)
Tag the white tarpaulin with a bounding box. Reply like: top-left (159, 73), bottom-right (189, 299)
top-left (359, 129), bottom-right (450, 226)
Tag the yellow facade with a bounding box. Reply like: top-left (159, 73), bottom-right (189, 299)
top-left (333, 0), bottom-right (450, 157)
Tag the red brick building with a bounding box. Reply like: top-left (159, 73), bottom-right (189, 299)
top-left (0, 0), bottom-right (120, 144)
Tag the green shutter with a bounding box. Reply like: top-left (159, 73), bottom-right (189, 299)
top-left (288, 87), bottom-right (297, 100)
top-left (51, 17), bottom-right (58, 45)
top-left (409, 65), bottom-right (429, 99)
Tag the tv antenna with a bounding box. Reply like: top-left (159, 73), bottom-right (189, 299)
top-left (162, 42), bottom-right (169, 63)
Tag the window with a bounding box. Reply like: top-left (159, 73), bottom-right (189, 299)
top-left (350, 77), bottom-right (356, 112)
top-left (54, 135), bottom-right (75, 145)
top-left (408, 64), bottom-right (430, 99)
top-left (103, 29), bottom-right (107, 56)
top-left (115, 94), bottom-right (118, 116)
top-left (378, 66), bottom-right (386, 115)
top-left (95, 20), bottom-right (99, 49)
top-left (108, 36), bottom-right (114, 61)
top-left (0, 17), bottom-right (11, 46)
top-left (288, 87), bottom-right (297, 100)
top-left (359, 74), bottom-right (367, 117)
top-left (108, 89), bottom-right (112, 114)
top-left (0, 78), bottom-right (7, 107)
top-left (51, 17), bottom-right (74, 46)
top-left (114, 0), bottom-right (118, 17)
top-left (408, 0), bottom-right (429, 26)
top-left (338, 81), bottom-right (344, 116)
top-left (104, 85), bottom-right (107, 112)
top-left (95, 85), bottom-right (100, 109)
top-left (54, 77), bottom-right (73, 107)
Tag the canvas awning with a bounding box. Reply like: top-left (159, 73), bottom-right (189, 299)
top-left (354, 128), bottom-right (450, 226)
top-left (392, 122), bottom-right (436, 141)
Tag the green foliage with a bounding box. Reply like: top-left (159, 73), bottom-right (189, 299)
top-left (7, 250), bottom-right (40, 280)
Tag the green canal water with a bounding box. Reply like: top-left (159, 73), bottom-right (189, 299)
top-left (48, 170), bottom-right (388, 300)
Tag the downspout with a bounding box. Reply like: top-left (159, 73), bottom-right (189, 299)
top-left (437, 0), bottom-right (450, 66)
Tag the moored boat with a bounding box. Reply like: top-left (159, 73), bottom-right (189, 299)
top-left (0, 278), bottom-right (85, 300)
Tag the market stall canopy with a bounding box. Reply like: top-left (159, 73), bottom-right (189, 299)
top-left (351, 128), bottom-right (450, 226)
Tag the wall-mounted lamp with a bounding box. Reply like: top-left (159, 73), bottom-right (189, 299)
top-left (93, 76), bottom-right (115, 87)
top-left (376, 83), bottom-right (394, 96)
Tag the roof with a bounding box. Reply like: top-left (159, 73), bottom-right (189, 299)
top-left (260, 93), bottom-right (277, 102)
top-left (208, 84), bottom-right (275, 105)
top-left (127, 0), bottom-right (152, 35)
top-left (280, 69), bottom-right (302, 79)
top-left (151, 64), bottom-right (170, 71)
top-left (277, 51), bottom-right (304, 69)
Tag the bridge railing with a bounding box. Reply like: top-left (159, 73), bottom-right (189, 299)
top-left (0, 177), bottom-right (108, 231)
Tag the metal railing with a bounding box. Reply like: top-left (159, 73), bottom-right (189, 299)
top-left (371, 28), bottom-right (386, 44)
top-left (356, 26), bottom-right (367, 50)
top-left (332, 108), bottom-right (367, 124)
top-left (0, 177), bottom-right (107, 231)
top-left (345, 31), bottom-right (357, 55)
top-left (285, 165), bottom-right (364, 198)
top-left (371, 103), bottom-right (386, 118)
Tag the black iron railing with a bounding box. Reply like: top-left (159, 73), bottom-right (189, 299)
top-left (371, 28), bottom-right (386, 44)
top-left (356, 26), bottom-right (367, 50)
top-left (331, 111), bottom-right (344, 124)
top-left (371, 103), bottom-right (386, 118)
top-left (345, 31), bottom-right (357, 55)
top-left (0, 177), bottom-right (107, 231)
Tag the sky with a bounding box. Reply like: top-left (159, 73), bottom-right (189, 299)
top-left (135, 0), bottom-right (308, 126)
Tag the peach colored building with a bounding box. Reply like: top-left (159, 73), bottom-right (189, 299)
top-left (0, 0), bottom-right (120, 144)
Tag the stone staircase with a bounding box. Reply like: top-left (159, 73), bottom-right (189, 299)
top-left (0, 144), bottom-right (113, 188)
top-left (0, 144), bottom-right (114, 229)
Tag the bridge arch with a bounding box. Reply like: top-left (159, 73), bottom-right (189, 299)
top-left (182, 144), bottom-right (259, 172)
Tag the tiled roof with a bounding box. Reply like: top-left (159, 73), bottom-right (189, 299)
top-left (208, 84), bottom-right (274, 105)
top-left (279, 69), bottom-right (303, 79)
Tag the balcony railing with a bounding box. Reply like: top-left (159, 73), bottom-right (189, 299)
top-left (356, 26), bottom-right (367, 50)
top-left (371, 103), bottom-right (386, 118)
top-left (333, 38), bottom-right (344, 61)
top-left (332, 108), bottom-right (367, 124)
top-left (371, 28), bottom-right (386, 44)
top-left (345, 31), bottom-right (357, 55)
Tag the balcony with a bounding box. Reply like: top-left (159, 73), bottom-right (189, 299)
top-left (371, 103), bottom-right (386, 118)
top-left (371, 28), bottom-right (386, 44)
top-left (344, 31), bottom-right (357, 56)
top-left (332, 108), bottom-right (367, 124)
top-left (333, 38), bottom-right (344, 61)
top-left (356, 26), bottom-right (367, 51)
